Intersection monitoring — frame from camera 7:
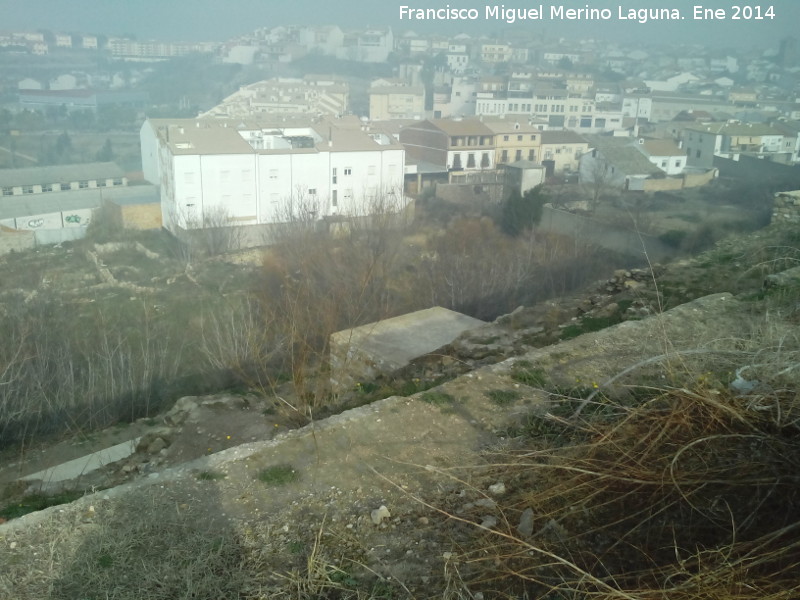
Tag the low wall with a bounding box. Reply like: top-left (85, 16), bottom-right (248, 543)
top-left (773, 191), bottom-right (800, 223)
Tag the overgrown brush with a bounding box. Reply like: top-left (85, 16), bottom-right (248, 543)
top-left (454, 382), bottom-right (800, 599)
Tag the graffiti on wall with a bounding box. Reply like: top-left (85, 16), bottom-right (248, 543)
top-left (26, 218), bottom-right (44, 229)
top-left (65, 215), bottom-right (81, 224)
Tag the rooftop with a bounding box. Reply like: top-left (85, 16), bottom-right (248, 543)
top-left (0, 163), bottom-right (125, 188)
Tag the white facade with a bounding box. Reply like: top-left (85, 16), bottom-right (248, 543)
top-left (143, 118), bottom-right (406, 234)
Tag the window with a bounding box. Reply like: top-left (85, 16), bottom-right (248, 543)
top-left (503, 135), bottom-right (509, 141)
top-left (696, 150), bottom-right (701, 158)
top-left (112, 178), bottom-right (123, 186)
top-left (269, 169), bottom-right (278, 180)
top-left (41, 184), bottom-right (52, 192)
top-left (481, 153), bottom-right (490, 168)
top-left (344, 167), bottom-right (352, 176)
top-left (515, 149), bottom-right (522, 161)
top-left (1, 187), bottom-right (11, 196)
top-left (452, 154), bottom-right (462, 169)
top-left (79, 181), bottom-right (89, 189)
top-left (530, 135), bottom-right (536, 141)
top-left (501, 150), bottom-right (508, 162)
top-left (674, 160), bottom-right (682, 167)
top-left (332, 190), bottom-right (338, 207)
top-left (97, 180), bottom-right (106, 187)
top-left (467, 153), bottom-right (476, 168)
top-left (517, 135), bottom-right (523, 141)
top-left (661, 160), bottom-right (668, 168)
top-left (332, 168), bottom-right (337, 184)
top-left (22, 186), bottom-right (33, 194)
top-left (308, 188), bottom-right (317, 196)
top-left (528, 149), bottom-right (535, 161)
top-left (61, 183), bottom-right (71, 191)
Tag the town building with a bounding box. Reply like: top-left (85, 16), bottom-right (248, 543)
top-left (140, 116), bottom-right (407, 238)
top-left (369, 80), bottom-right (426, 121)
top-left (399, 118), bottom-right (495, 174)
top-left (200, 77), bottom-right (349, 119)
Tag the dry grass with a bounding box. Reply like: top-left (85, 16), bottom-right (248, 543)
top-left (446, 302), bottom-right (800, 599)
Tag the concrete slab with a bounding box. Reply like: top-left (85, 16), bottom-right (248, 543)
top-left (20, 437), bottom-right (140, 484)
top-left (330, 306), bottom-right (485, 392)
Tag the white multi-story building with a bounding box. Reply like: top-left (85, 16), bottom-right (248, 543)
top-left (141, 117), bottom-right (406, 235)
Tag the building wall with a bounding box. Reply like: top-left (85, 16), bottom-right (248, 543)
top-left (645, 154), bottom-right (686, 175)
top-left (540, 142), bottom-right (587, 172)
top-left (400, 125), bottom-right (448, 167)
top-left (369, 91), bottom-right (425, 121)
top-left (682, 129), bottom-right (719, 168)
top-left (162, 145), bottom-right (405, 233)
top-left (0, 207), bottom-right (93, 230)
top-left (494, 130), bottom-right (541, 164)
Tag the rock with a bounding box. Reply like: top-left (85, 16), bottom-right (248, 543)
top-left (517, 508), bottom-right (534, 538)
top-left (764, 266), bottom-right (800, 289)
top-left (163, 396), bottom-right (200, 426)
top-left (146, 437), bottom-right (168, 454)
top-left (371, 505), bottom-right (391, 525)
top-left (480, 515), bottom-right (498, 529)
top-left (593, 302), bottom-right (619, 319)
top-left (623, 279), bottom-right (642, 290)
top-left (488, 482), bottom-right (506, 496)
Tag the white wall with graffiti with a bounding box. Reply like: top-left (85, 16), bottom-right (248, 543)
top-left (0, 208), bottom-right (93, 231)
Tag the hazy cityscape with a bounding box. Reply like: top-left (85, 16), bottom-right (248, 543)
top-left (1, 2), bottom-right (800, 599)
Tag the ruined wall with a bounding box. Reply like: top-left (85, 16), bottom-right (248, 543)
top-left (773, 192), bottom-right (800, 223)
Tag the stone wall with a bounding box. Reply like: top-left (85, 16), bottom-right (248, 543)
top-left (773, 191), bottom-right (800, 223)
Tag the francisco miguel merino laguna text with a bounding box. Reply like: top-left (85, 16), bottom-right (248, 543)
top-left (399, 4), bottom-right (685, 24)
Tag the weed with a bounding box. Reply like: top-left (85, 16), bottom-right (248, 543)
top-left (485, 388), bottom-right (522, 406)
top-left (419, 390), bottom-right (456, 406)
top-left (469, 335), bottom-right (500, 345)
top-left (287, 540), bottom-right (305, 555)
top-left (257, 464), bottom-right (299, 486)
top-left (195, 470), bottom-right (225, 481)
top-left (0, 490), bottom-right (84, 520)
top-left (97, 553), bottom-right (114, 569)
top-left (560, 314), bottom-right (621, 340)
top-left (511, 364), bottom-right (548, 387)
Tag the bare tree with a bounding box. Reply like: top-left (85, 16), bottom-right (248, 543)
top-left (581, 151), bottom-right (618, 212)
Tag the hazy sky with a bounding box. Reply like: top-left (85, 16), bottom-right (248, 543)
top-left (0, 0), bottom-right (797, 50)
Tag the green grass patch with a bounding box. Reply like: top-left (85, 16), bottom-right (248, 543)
top-left (485, 388), bottom-right (522, 406)
top-left (419, 390), bottom-right (456, 406)
top-left (257, 464), bottom-right (299, 486)
top-left (560, 315), bottom-right (621, 340)
top-left (511, 364), bottom-right (549, 387)
top-left (0, 490), bottom-right (85, 520)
